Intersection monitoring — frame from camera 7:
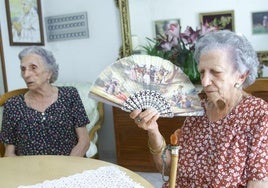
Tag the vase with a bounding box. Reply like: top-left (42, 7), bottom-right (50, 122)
top-left (182, 52), bottom-right (200, 84)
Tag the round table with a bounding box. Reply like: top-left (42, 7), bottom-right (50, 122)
top-left (0, 155), bottom-right (154, 188)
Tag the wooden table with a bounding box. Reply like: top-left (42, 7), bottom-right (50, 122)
top-left (0, 155), bottom-right (154, 188)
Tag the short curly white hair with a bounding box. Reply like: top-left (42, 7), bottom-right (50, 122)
top-left (194, 30), bottom-right (259, 88)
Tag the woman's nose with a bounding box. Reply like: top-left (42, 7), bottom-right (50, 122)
top-left (201, 73), bottom-right (211, 87)
top-left (21, 69), bottom-right (31, 78)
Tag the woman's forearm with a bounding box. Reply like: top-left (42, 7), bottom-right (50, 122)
top-left (70, 140), bottom-right (90, 157)
top-left (148, 130), bottom-right (171, 174)
top-left (70, 126), bottom-right (90, 157)
top-left (247, 180), bottom-right (268, 188)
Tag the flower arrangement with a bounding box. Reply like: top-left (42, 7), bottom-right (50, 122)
top-left (142, 23), bottom-right (218, 83)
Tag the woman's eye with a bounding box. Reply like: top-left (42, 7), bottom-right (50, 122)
top-left (211, 70), bottom-right (221, 74)
top-left (199, 70), bottom-right (204, 76)
top-left (30, 65), bottom-right (37, 70)
top-left (20, 67), bottom-right (26, 71)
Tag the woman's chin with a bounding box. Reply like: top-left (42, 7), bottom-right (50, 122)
top-left (26, 83), bottom-right (36, 90)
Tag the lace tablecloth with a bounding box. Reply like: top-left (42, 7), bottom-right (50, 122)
top-left (18, 166), bottom-right (144, 188)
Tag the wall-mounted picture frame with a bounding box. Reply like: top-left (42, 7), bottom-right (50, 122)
top-left (252, 11), bottom-right (268, 34)
top-left (5, 0), bottom-right (44, 46)
top-left (199, 10), bottom-right (235, 31)
top-left (0, 27), bottom-right (8, 93)
top-left (45, 12), bottom-right (89, 42)
top-left (154, 19), bottom-right (180, 38)
top-left (257, 51), bottom-right (268, 78)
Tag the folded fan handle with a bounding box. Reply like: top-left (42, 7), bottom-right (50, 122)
top-left (169, 130), bottom-right (181, 188)
top-left (169, 146), bottom-right (179, 188)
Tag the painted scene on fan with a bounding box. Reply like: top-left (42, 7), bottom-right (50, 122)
top-left (89, 55), bottom-right (204, 117)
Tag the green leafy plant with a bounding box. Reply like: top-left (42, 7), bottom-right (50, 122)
top-left (142, 23), bottom-right (218, 67)
top-left (142, 23), bottom-right (218, 83)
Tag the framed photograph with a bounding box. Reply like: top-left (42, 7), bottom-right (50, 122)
top-left (199, 10), bottom-right (235, 31)
top-left (252, 11), bottom-right (268, 34)
top-left (5, 0), bottom-right (44, 46)
top-left (154, 19), bottom-right (180, 38)
top-left (257, 51), bottom-right (268, 78)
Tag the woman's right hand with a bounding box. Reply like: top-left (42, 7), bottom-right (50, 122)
top-left (4, 144), bottom-right (17, 157)
top-left (130, 109), bottom-right (169, 172)
top-left (129, 108), bottom-right (160, 132)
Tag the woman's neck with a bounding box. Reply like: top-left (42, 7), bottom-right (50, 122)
top-left (25, 85), bottom-right (58, 112)
top-left (206, 91), bottom-right (245, 122)
top-left (28, 84), bottom-right (56, 98)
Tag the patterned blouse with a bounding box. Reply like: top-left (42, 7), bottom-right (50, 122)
top-left (163, 95), bottom-right (268, 187)
top-left (0, 87), bottom-right (90, 156)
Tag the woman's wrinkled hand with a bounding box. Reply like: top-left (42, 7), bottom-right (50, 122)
top-left (129, 108), bottom-right (160, 131)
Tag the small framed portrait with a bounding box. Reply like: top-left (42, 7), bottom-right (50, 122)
top-left (199, 10), bottom-right (235, 31)
top-left (257, 51), bottom-right (268, 78)
top-left (252, 11), bottom-right (268, 34)
top-left (154, 19), bottom-right (180, 38)
top-left (5, 0), bottom-right (44, 46)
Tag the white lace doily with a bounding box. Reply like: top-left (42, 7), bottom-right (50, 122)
top-left (18, 166), bottom-right (144, 188)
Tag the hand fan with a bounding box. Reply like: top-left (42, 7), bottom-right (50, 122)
top-left (89, 54), bottom-right (204, 117)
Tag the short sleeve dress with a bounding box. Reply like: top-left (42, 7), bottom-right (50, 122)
top-left (0, 86), bottom-right (90, 156)
top-left (163, 95), bottom-right (268, 187)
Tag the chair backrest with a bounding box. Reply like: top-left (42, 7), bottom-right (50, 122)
top-left (244, 78), bottom-right (268, 102)
top-left (0, 88), bottom-right (29, 106)
top-left (0, 88), bottom-right (29, 157)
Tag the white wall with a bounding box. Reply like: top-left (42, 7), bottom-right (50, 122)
top-left (0, 0), bottom-right (121, 89)
top-left (0, 0), bottom-right (121, 159)
top-left (129, 0), bottom-right (268, 78)
top-left (129, 0), bottom-right (268, 51)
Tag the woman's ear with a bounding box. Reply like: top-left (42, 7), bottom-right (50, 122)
top-left (47, 70), bottom-right (53, 82)
top-left (238, 70), bottom-right (249, 85)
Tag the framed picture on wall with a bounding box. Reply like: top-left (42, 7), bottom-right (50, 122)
top-left (252, 11), bottom-right (268, 34)
top-left (199, 10), bottom-right (235, 31)
top-left (5, 0), bottom-right (44, 46)
top-left (257, 51), bottom-right (268, 78)
top-left (154, 19), bottom-right (180, 38)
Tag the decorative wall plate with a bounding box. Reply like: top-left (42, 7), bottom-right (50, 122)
top-left (89, 55), bottom-right (204, 117)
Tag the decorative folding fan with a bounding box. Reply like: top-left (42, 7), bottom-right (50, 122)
top-left (89, 55), bottom-right (204, 117)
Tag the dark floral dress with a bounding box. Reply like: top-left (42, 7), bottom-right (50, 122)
top-left (0, 86), bottom-right (90, 156)
top-left (163, 95), bottom-right (268, 187)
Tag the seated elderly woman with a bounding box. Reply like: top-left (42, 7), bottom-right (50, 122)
top-left (130, 30), bottom-right (268, 187)
top-left (0, 46), bottom-right (90, 157)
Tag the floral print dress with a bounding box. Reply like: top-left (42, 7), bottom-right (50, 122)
top-left (163, 95), bottom-right (268, 187)
top-left (0, 87), bottom-right (90, 156)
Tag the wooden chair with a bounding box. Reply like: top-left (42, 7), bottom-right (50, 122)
top-left (0, 86), bottom-right (104, 158)
top-left (244, 78), bottom-right (268, 102)
top-left (0, 88), bottom-right (29, 157)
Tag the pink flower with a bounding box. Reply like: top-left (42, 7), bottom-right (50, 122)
top-left (180, 26), bottom-right (200, 50)
top-left (143, 23), bottom-right (218, 67)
